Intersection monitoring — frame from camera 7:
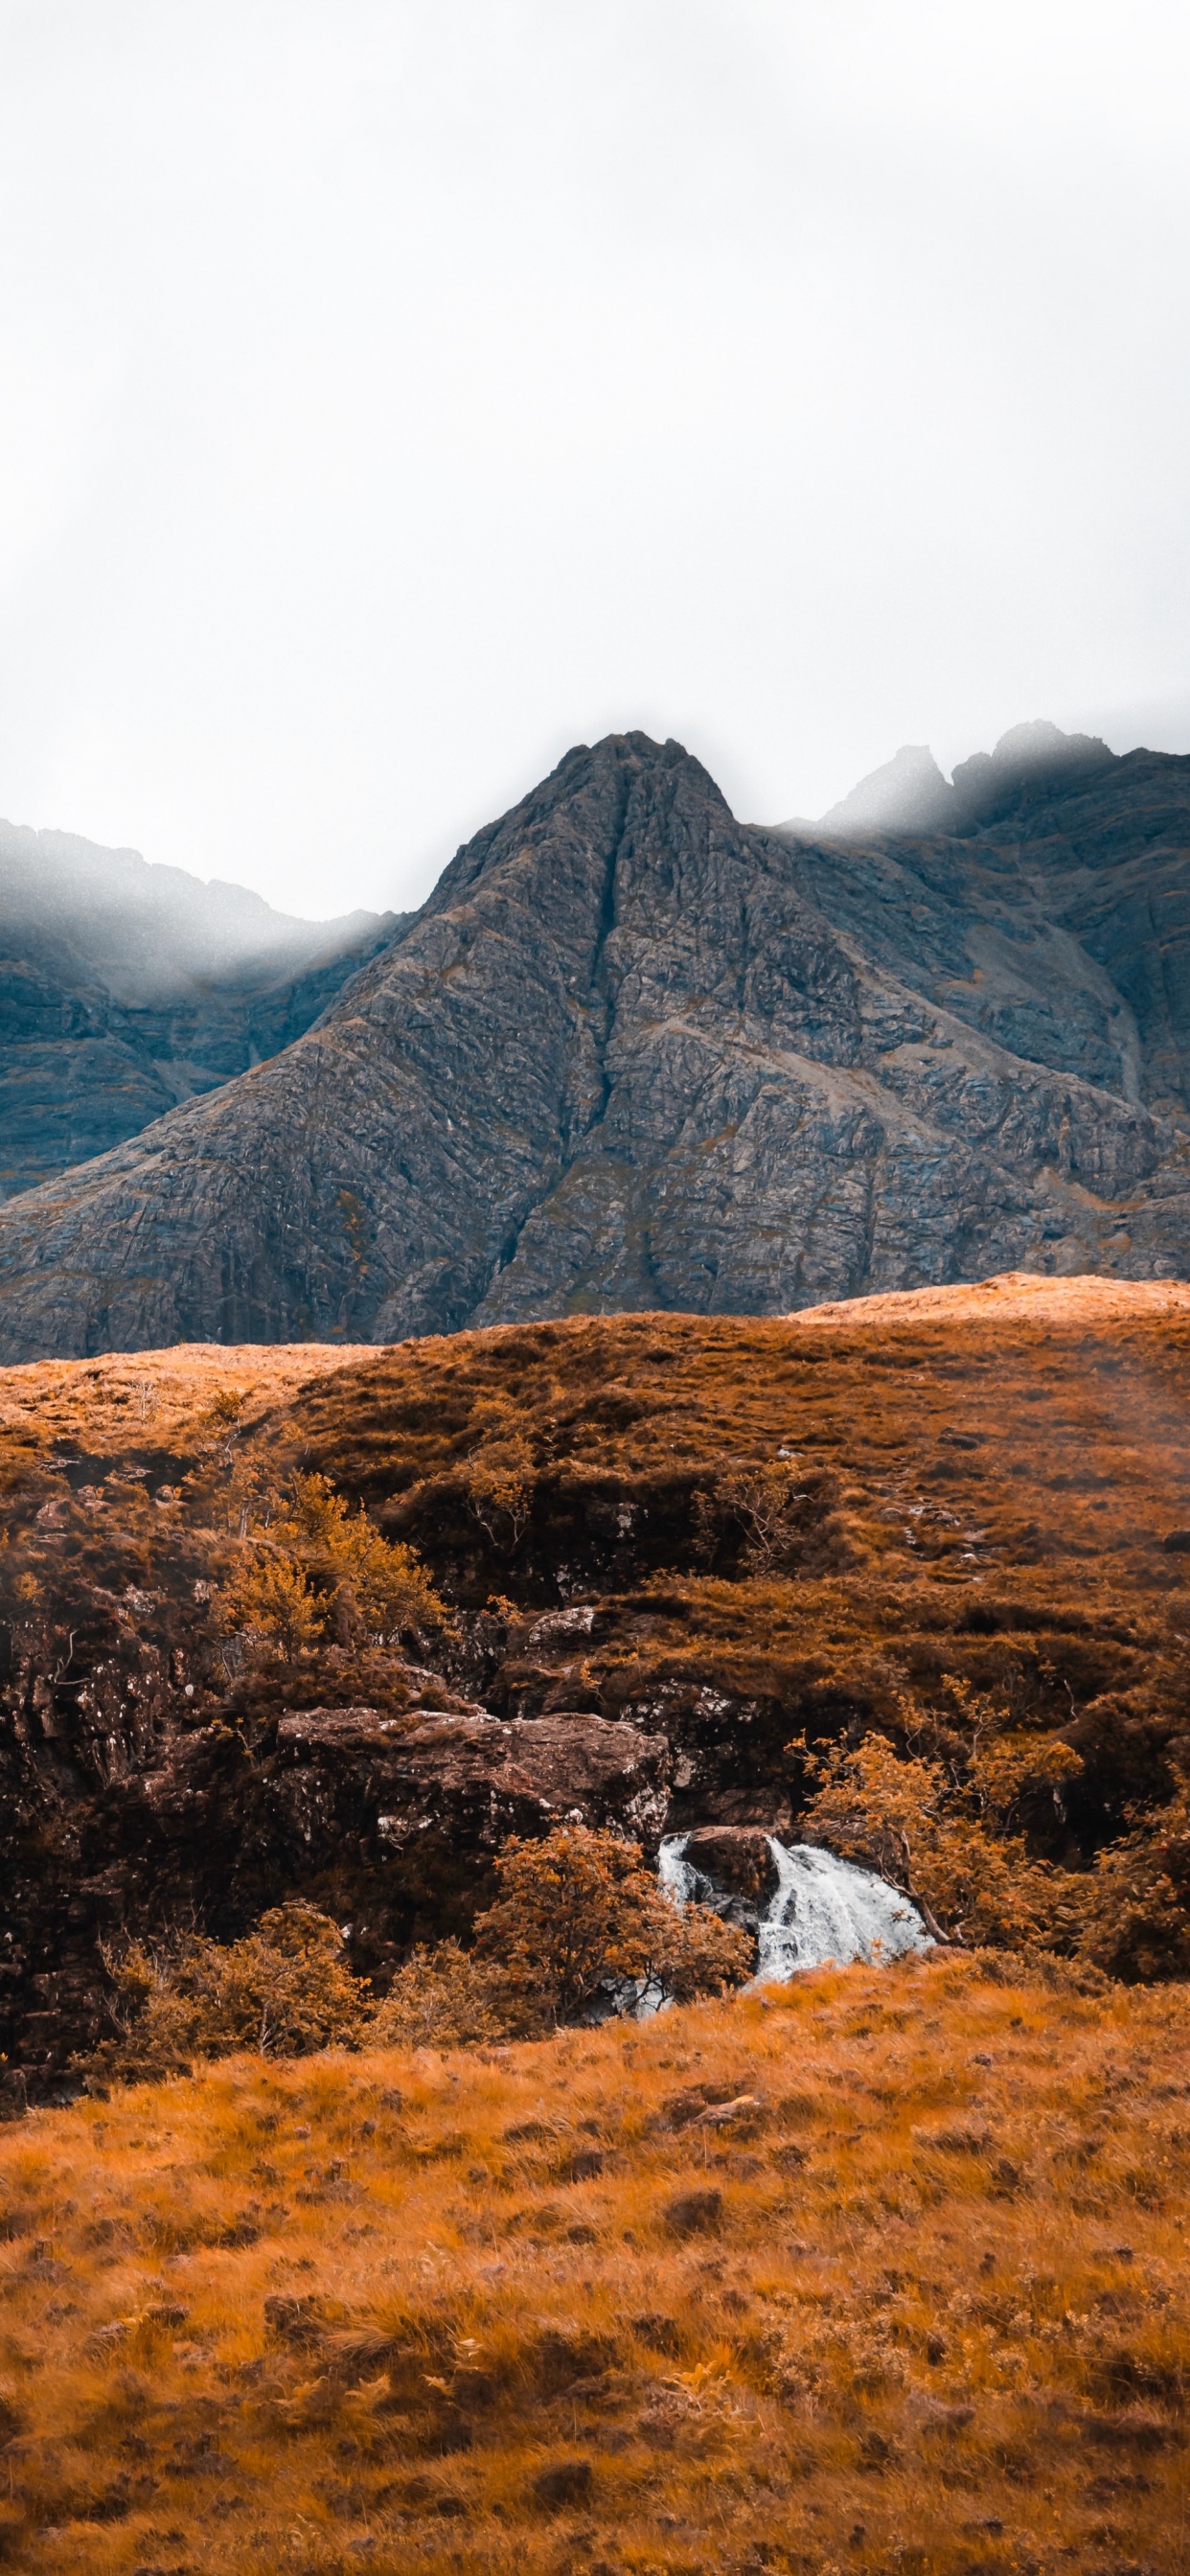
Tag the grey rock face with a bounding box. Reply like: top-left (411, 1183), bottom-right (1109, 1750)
top-left (0, 817), bottom-right (403, 1199)
top-left (1, 726), bottom-right (1189, 1361)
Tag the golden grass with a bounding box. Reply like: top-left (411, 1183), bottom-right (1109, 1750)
top-left (2, 1956), bottom-right (1189, 2575)
top-left (0, 1343), bottom-right (376, 1457)
top-left (273, 1277), bottom-right (1190, 1603)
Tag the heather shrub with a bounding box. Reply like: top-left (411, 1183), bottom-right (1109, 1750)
top-left (80, 1902), bottom-right (369, 2087)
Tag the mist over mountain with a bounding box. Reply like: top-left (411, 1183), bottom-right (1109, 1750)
top-left (0, 818), bottom-right (406, 1198)
top-left (0, 721), bottom-right (1188, 1361)
top-left (804, 718), bottom-right (1116, 840)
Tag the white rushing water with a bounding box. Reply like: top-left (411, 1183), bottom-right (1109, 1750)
top-left (658, 1833), bottom-right (931, 1978)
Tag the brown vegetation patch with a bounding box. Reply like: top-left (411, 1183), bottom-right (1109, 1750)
top-left (0, 1959), bottom-right (1188, 2570)
top-left (5, 1276), bottom-right (1190, 2081)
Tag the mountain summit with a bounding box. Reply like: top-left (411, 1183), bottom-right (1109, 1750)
top-left (0, 724), bottom-right (1188, 1360)
top-left (812, 720), bottom-right (1115, 839)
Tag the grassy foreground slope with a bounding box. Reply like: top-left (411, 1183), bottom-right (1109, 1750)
top-left (2, 1957), bottom-right (1188, 2576)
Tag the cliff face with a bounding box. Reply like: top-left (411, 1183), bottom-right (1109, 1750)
top-left (0, 817), bottom-right (401, 1202)
top-left (1, 728), bottom-right (1189, 1361)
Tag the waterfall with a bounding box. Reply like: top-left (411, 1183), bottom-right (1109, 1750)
top-left (658, 1831), bottom-right (930, 1978)
top-left (657, 1834), bottom-right (699, 1909)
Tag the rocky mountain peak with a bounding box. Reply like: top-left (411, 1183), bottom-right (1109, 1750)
top-left (421, 730), bottom-right (733, 925)
top-left (0, 816), bottom-right (406, 1201)
top-left (815, 743), bottom-right (954, 838)
top-left (950, 718), bottom-right (1114, 828)
top-left (810, 720), bottom-right (1118, 842)
top-left (1, 724), bottom-right (1188, 1360)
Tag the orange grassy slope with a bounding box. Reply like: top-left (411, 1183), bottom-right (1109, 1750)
top-left (273, 1273), bottom-right (1190, 1601)
top-left (0, 1340), bottom-right (375, 1456)
top-left (5, 1277), bottom-right (1189, 1598)
top-left (1, 1956), bottom-right (1188, 2576)
top-left (254, 1274), bottom-right (1190, 1863)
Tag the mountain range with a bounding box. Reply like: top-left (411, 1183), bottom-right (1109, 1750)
top-left (0, 816), bottom-right (402, 1200)
top-left (0, 719), bottom-right (1188, 1361)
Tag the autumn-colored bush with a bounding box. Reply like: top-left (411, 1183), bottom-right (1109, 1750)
top-left (213, 1468), bottom-right (448, 1665)
top-left (79, 1902), bottom-right (369, 2087)
top-left (215, 1546), bottom-right (323, 1664)
top-left (797, 1696), bottom-right (1089, 1951)
top-left (470, 1825), bottom-right (751, 2025)
top-left (281, 1472), bottom-right (448, 1642)
top-left (370, 1938), bottom-right (515, 2047)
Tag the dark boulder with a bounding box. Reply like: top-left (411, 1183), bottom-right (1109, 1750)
top-left (682, 1826), bottom-right (781, 1906)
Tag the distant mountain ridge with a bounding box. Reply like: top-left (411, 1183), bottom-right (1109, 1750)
top-left (0, 723), bottom-right (1188, 1360)
top-left (0, 818), bottom-right (406, 1198)
top-left (799, 718), bottom-right (1116, 840)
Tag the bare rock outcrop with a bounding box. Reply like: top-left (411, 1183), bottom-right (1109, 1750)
top-left (263, 1706), bottom-right (671, 1864)
top-left (681, 1826), bottom-right (781, 1907)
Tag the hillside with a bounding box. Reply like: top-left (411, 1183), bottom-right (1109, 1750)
top-left (1, 1962), bottom-right (1188, 2576)
top-left (0, 816), bottom-right (402, 1200)
top-left (3, 1276), bottom-right (1190, 2088)
top-left (2, 725), bottom-right (1190, 1359)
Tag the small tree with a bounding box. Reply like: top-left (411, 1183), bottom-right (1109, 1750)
top-left (466, 1442), bottom-right (535, 1550)
top-left (715, 1460), bottom-right (807, 1573)
top-left (471, 1826), bottom-right (750, 2026)
top-left (211, 1469), bottom-right (448, 1665)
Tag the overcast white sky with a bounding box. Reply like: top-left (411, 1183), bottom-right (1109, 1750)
top-left (1, 1), bottom-right (1189, 920)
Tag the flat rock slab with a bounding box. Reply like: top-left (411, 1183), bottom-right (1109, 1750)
top-left (265, 1709), bottom-right (672, 1861)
